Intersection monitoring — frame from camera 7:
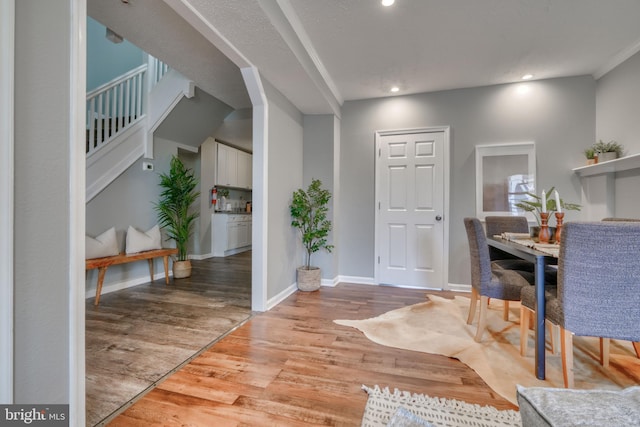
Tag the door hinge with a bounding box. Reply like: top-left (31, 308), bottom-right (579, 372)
top-left (378, 148), bottom-right (381, 157)
top-left (378, 256), bottom-right (380, 264)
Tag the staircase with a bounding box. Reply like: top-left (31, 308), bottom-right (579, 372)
top-left (86, 57), bottom-right (194, 202)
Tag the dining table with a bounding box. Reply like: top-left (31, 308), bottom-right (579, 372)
top-left (487, 233), bottom-right (558, 380)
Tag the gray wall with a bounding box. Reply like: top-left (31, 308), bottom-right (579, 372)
top-left (596, 51), bottom-right (640, 218)
top-left (87, 16), bottom-right (145, 91)
top-left (263, 80), bottom-right (304, 299)
top-left (13, 0), bottom-right (79, 405)
top-left (596, 51), bottom-right (640, 153)
top-left (154, 87), bottom-right (234, 149)
top-left (302, 114), bottom-right (338, 279)
top-left (85, 138), bottom-right (181, 295)
top-left (340, 76), bottom-right (595, 285)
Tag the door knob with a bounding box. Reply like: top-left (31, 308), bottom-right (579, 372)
top-left (435, 215), bottom-right (442, 221)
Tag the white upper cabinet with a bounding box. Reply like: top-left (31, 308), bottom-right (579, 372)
top-left (217, 143), bottom-right (251, 189)
top-left (237, 150), bottom-right (252, 189)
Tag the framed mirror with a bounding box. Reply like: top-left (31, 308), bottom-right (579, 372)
top-left (475, 142), bottom-right (536, 221)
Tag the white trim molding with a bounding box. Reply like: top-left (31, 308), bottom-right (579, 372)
top-left (266, 283), bottom-right (297, 310)
top-left (242, 66), bottom-right (269, 313)
top-left (0, 0), bottom-right (15, 404)
top-left (336, 275), bottom-right (376, 286)
top-left (69, 0), bottom-right (86, 423)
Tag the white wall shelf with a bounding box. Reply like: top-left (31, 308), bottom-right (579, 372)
top-left (572, 152), bottom-right (640, 177)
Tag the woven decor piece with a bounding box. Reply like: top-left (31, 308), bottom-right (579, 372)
top-left (361, 385), bottom-right (521, 427)
top-left (297, 266), bottom-right (321, 291)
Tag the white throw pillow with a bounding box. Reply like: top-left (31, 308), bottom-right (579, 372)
top-left (86, 227), bottom-right (119, 259)
top-left (125, 225), bottom-right (162, 254)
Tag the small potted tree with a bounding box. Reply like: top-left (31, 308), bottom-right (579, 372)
top-left (155, 156), bottom-right (200, 278)
top-left (290, 179), bottom-right (334, 291)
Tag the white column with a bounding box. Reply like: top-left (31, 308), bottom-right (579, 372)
top-left (0, 0), bottom-right (15, 404)
top-left (13, 1), bottom-right (86, 425)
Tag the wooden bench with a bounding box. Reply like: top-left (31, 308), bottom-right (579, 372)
top-left (86, 248), bottom-right (178, 306)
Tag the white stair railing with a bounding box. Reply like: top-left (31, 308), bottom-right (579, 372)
top-left (148, 56), bottom-right (169, 87)
top-left (86, 64), bottom-right (147, 156)
top-left (86, 57), bottom-right (170, 157)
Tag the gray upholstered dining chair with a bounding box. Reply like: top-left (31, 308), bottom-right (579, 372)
top-left (485, 215), bottom-right (535, 272)
top-left (520, 221), bottom-right (640, 388)
top-left (484, 216), bottom-right (536, 321)
top-left (464, 217), bottom-right (536, 342)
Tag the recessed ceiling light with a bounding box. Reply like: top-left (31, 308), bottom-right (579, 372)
top-left (382, 0), bottom-right (395, 6)
top-left (390, 86), bottom-right (400, 93)
top-left (522, 74), bottom-right (534, 80)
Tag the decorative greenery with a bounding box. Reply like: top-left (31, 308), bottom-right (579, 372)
top-left (290, 179), bottom-right (334, 270)
top-left (154, 156), bottom-right (200, 261)
top-left (584, 148), bottom-right (596, 160)
top-left (592, 140), bottom-right (623, 156)
top-left (515, 186), bottom-right (581, 226)
top-left (218, 188), bottom-right (229, 198)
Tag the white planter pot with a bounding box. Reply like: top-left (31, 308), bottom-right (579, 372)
top-left (597, 152), bottom-right (618, 162)
top-left (296, 266), bottom-right (321, 291)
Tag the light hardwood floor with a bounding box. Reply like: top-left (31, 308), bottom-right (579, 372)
top-left (86, 252), bottom-right (253, 426)
top-left (107, 283), bottom-right (516, 426)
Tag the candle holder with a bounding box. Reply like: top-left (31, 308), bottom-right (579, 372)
top-left (538, 212), bottom-right (551, 243)
top-left (554, 212), bottom-right (565, 244)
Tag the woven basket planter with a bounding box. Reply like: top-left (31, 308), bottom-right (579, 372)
top-left (296, 266), bottom-right (321, 291)
top-left (173, 260), bottom-right (192, 279)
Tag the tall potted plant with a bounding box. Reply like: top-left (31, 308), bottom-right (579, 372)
top-left (290, 179), bottom-right (334, 291)
top-left (155, 156), bottom-right (200, 278)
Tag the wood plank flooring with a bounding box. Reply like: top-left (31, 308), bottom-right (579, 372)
top-left (86, 251), bottom-right (253, 426)
top-left (108, 284), bottom-right (516, 426)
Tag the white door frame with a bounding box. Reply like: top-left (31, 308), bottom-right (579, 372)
top-left (0, 0), bottom-right (15, 404)
top-left (70, 0), bottom-right (87, 423)
top-left (374, 126), bottom-right (450, 289)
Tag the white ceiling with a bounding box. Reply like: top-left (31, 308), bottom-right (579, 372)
top-left (97, 1), bottom-right (640, 115)
top-left (171, 0), bottom-right (640, 115)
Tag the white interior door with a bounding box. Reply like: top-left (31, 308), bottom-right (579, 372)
top-left (375, 129), bottom-right (448, 288)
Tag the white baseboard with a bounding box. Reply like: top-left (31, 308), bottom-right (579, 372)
top-left (85, 271), bottom-right (171, 299)
top-left (335, 276), bottom-right (471, 293)
top-left (266, 282), bottom-right (297, 310)
top-left (321, 275), bottom-right (340, 287)
top-left (189, 252), bottom-right (213, 260)
top-left (447, 283), bottom-right (471, 292)
top-left (336, 275), bottom-right (376, 285)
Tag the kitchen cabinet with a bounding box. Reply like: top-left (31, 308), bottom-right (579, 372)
top-left (216, 143), bottom-right (237, 187)
top-left (237, 150), bottom-right (252, 189)
top-left (217, 143), bottom-right (252, 189)
top-left (212, 213), bottom-right (252, 257)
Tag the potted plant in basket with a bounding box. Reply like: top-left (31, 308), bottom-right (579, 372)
top-left (592, 140), bottom-right (624, 163)
top-left (290, 179), bottom-right (334, 291)
top-left (155, 156), bottom-right (200, 278)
